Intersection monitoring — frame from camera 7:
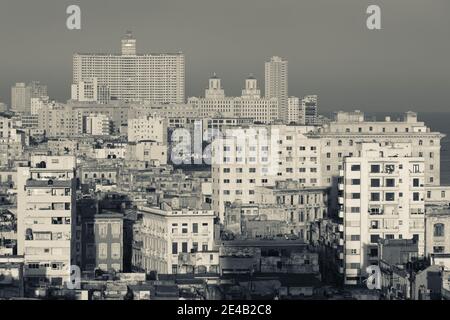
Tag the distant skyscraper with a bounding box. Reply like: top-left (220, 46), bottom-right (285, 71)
top-left (302, 95), bottom-right (318, 125)
top-left (72, 32), bottom-right (185, 104)
top-left (11, 82), bottom-right (47, 113)
top-left (265, 56), bottom-right (288, 122)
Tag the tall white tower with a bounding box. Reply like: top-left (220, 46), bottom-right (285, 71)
top-left (265, 56), bottom-right (288, 122)
top-left (241, 74), bottom-right (261, 99)
top-left (205, 73), bottom-right (225, 99)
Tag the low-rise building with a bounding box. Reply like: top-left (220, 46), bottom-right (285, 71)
top-left (134, 203), bottom-right (216, 274)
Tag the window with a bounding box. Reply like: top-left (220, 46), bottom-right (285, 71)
top-left (111, 223), bottom-right (121, 238)
top-left (351, 179), bottom-right (361, 185)
top-left (385, 164), bottom-right (395, 173)
top-left (369, 248), bottom-right (378, 257)
top-left (98, 224), bottom-right (108, 238)
top-left (385, 179), bottom-right (395, 187)
top-left (385, 193), bottom-right (395, 201)
top-left (370, 179), bottom-right (380, 187)
top-left (352, 193), bottom-right (360, 199)
top-left (370, 235), bottom-right (380, 243)
top-left (370, 165), bottom-right (380, 173)
top-left (350, 207), bottom-right (360, 213)
top-left (202, 243), bottom-right (208, 251)
top-left (182, 224), bottom-right (188, 234)
top-left (351, 165), bottom-right (360, 171)
top-left (434, 246), bottom-right (445, 253)
top-left (413, 178), bottom-right (420, 187)
top-left (413, 192), bottom-right (420, 201)
top-left (350, 235), bottom-right (360, 241)
top-left (98, 243), bottom-right (108, 259)
top-left (111, 243), bottom-right (121, 259)
top-left (172, 242), bottom-right (178, 254)
top-left (182, 242), bottom-right (188, 253)
top-left (370, 193), bottom-right (380, 202)
top-left (434, 223), bottom-right (445, 237)
top-left (192, 242), bottom-right (198, 253)
top-left (192, 223), bottom-right (198, 234)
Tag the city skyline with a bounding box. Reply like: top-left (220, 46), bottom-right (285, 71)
top-left (0, 0), bottom-right (449, 112)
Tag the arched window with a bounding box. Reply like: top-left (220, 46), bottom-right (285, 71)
top-left (434, 223), bottom-right (444, 237)
top-left (349, 140), bottom-right (354, 146)
top-left (338, 140), bottom-right (342, 146)
top-left (419, 140), bottom-right (423, 146)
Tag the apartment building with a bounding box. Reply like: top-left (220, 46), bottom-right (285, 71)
top-left (425, 206), bottom-right (450, 256)
top-left (134, 203), bottom-right (215, 274)
top-left (340, 143), bottom-right (425, 285)
top-left (126, 141), bottom-right (167, 166)
top-left (0, 115), bottom-right (25, 167)
top-left (73, 32), bottom-right (185, 104)
top-left (308, 110), bottom-right (443, 215)
top-left (17, 155), bottom-right (77, 286)
top-left (211, 124), bottom-right (320, 221)
top-left (127, 115), bottom-right (167, 144)
top-left (80, 211), bottom-right (124, 272)
top-left (86, 114), bottom-right (112, 136)
top-left (71, 78), bottom-right (110, 104)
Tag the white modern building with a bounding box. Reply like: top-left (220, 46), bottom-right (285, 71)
top-left (17, 155), bottom-right (77, 286)
top-left (73, 32), bottom-right (185, 104)
top-left (340, 143), bottom-right (425, 285)
top-left (85, 114), bottom-right (112, 136)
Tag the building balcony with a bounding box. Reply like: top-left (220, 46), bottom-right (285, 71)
top-left (338, 197), bottom-right (344, 205)
top-left (338, 211), bottom-right (344, 219)
top-left (339, 225), bottom-right (344, 232)
top-left (339, 238), bottom-right (344, 246)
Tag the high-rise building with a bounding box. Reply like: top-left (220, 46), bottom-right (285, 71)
top-left (265, 56), bottom-right (288, 122)
top-left (11, 82), bottom-right (48, 114)
top-left (302, 95), bottom-right (318, 125)
top-left (17, 155), bottom-right (77, 286)
top-left (11, 83), bottom-right (31, 113)
top-left (71, 78), bottom-right (110, 104)
top-left (73, 32), bottom-right (185, 104)
top-left (340, 143), bottom-right (425, 285)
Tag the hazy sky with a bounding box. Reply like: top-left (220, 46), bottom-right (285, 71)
top-left (0, 0), bottom-right (449, 112)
